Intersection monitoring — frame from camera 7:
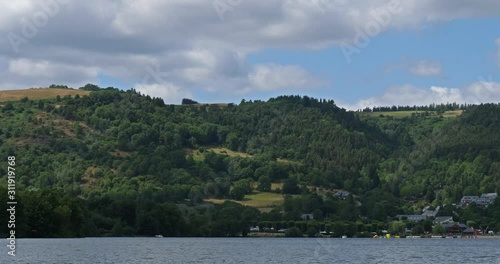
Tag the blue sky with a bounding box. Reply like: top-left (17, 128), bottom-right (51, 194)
top-left (245, 18), bottom-right (500, 108)
top-left (1, 1), bottom-right (500, 109)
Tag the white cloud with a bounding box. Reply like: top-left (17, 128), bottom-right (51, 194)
top-left (385, 59), bottom-right (444, 77)
top-left (1, 1), bottom-right (500, 99)
top-left (1, 58), bottom-right (99, 88)
top-left (247, 64), bottom-right (326, 92)
top-left (467, 80), bottom-right (500, 103)
top-left (408, 60), bottom-right (443, 76)
top-left (134, 83), bottom-right (192, 105)
top-left (340, 81), bottom-right (500, 110)
top-left (8, 58), bottom-right (98, 79)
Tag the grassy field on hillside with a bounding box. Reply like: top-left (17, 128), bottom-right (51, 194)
top-left (209, 147), bottom-right (252, 158)
top-left (206, 191), bottom-right (285, 212)
top-left (188, 147), bottom-right (296, 164)
top-left (0, 88), bottom-right (90, 102)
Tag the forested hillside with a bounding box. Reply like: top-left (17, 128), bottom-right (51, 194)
top-left (0, 87), bottom-right (499, 238)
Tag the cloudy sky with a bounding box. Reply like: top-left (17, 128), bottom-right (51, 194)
top-left (1, 0), bottom-right (500, 109)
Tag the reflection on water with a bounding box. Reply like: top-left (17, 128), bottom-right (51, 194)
top-left (2, 237), bottom-right (500, 264)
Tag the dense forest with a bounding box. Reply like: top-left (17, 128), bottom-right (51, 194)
top-left (0, 85), bottom-right (499, 238)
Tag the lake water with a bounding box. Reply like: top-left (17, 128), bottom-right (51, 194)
top-left (2, 237), bottom-right (500, 264)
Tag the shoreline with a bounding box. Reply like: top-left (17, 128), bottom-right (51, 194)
top-left (6, 234), bottom-right (500, 239)
top-left (476, 235), bottom-right (500, 239)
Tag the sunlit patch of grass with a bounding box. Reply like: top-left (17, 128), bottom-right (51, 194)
top-left (209, 147), bottom-right (252, 158)
top-left (271, 183), bottom-right (283, 191)
top-left (206, 191), bottom-right (285, 212)
top-left (0, 88), bottom-right (90, 102)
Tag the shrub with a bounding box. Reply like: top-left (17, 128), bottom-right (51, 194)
top-left (285, 227), bottom-right (303, 237)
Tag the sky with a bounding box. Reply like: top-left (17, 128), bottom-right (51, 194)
top-left (1, 0), bottom-right (500, 110)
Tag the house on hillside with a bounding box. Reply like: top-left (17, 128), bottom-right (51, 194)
top-left (476, 193), bottom-right (498, 208)
top-left (443, 223), bottom-right (468, 234)
top-left (461, 193), bottom-right (497, 208)
top-left (422, 206), bottom-right (440, 218)
top-left (434, 216), bottom-right (453, 224)
top-left (301, 214), bottom-right (314, 220)
top-left (460, 196), bottom-right (479, 207)
top-left (396, 214), bottom-right (427, 222)
top-left (335, 191), bottom-right (351, 199)
top-left (481, 193), bottom-right (498, 200)
top-left (462, 228), bottom-right (477, 236)
top-left (396, 207), bottom-right (440, 222)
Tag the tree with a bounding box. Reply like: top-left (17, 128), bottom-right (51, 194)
top-left (432, 224), bottom-right (445, 235)
top-left (3, 102), bottom-right (14, 111)
top-left (181, 98), bottom-right (199, 105)
top-left (80, 83), bottom-right (100, 91)
top-left (225, 133), bottom-right (239, 150)
top-left (389, 221), bottom-right (405, 235)
top-left (282, 177), bottom-right (300, 194)
top-left (412, 225), bottom-right (425, 235)
top-left (285, 227), bottom-right (303, 237)
top-left (307, 224), bottom-right (318, 237)
top-left (257, 176), bottom-right (271, 192)
top-left (312, 209), bottom-right (324, 221)
top-left (37, 100), bottom-right (44, 109)
top-left (188, 186), bottom-right (204, 203)
top-left (229, 185), bottom-right (247, 200)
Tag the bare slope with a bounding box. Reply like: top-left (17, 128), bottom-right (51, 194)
top-left (0, 88), bottom-right (90, 102)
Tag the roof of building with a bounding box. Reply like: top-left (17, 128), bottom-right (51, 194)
top-left (461, 196), bottom-right (479, 201)
top-left (443, 223), bottom-right (467, 229)
top-left (396, 214), bottom-right (427, 221)
top-left (480, 193), bottom-right (498, 198)
top-left (422, 210), bottom-right (438, 217)
top-left (463, 228), bottom-right (475, 234)
top-left (434, 216), bottom-right (453, 223)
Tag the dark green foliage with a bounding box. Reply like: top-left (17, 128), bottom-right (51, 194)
top-left (285, 227), bottom-right (303, 237)
top-left (79, 83), bottom-right (101, 91)
top-left (282, 177), bottom-right (300, 194)
top-left (182, 98), bottom-right (199, 105)
top-left (257, 175), bottom-right (271, 192)
top-left (49, 84), bottom-right (69, 89)
top-left (0, 89), bottom-right (499, 237)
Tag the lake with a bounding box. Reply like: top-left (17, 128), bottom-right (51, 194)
top-left (2, 237), bottom-right (500, 263)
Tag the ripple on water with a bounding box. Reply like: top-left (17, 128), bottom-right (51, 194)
top-left (3, 238), bottom-right (500, 264)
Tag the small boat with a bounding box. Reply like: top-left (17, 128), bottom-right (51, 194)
top-left (341, 235), bottom-right (347, 239)
top-left (155, 235), bottom-right (163, 238)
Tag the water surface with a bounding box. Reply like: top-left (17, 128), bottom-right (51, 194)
top-left (2, 237), bottom-right (500, 263)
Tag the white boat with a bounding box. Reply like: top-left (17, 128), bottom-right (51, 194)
top-left (155, 235), bottom-right (163, 238)
top-left (341, 235), bottom-right (347, 239)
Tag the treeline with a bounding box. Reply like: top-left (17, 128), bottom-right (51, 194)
top-left (359, 102), bottom-right (470, 113)
top-left (1, 187), bottom-right (498, 238)
top-left (0, 85), bottom-right (499, 237)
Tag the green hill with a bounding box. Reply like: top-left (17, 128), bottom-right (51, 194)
top-left (0, 86), bottom-right (499, 238)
